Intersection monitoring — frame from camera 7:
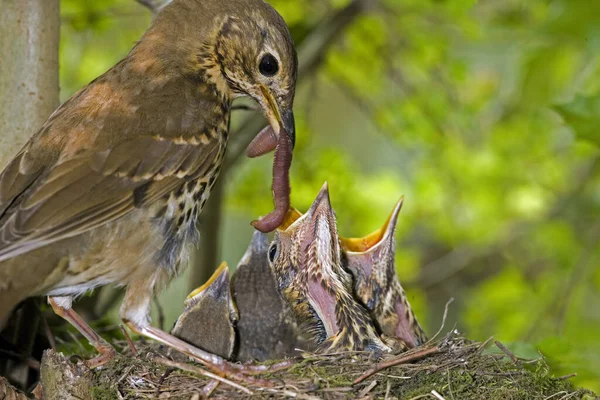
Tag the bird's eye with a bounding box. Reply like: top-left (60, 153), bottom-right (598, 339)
top-left (259, 53), bottom-right (279, 77)
top-left (268, 242), bottom-right (278, 262)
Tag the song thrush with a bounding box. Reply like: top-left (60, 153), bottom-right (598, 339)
top-left (0, 0), bottom-right (297, 375)
top-left (173, 230), bottom-right (300, 361)
top-left (341, 199), bottom-right (428, 349)
top-left (269, 183), bottom-right (391, 353)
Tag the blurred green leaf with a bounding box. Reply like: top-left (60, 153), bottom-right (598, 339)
top-left (554, 94), bottom-right (600, 146)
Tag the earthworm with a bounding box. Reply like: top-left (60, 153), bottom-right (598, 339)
top-left (251, 128), bottom-right (293, 232)
top-left (246, 126), bottom-right (278, 158)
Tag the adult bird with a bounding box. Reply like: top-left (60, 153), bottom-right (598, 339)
top-left (0, 0), bottom-right (297, 375)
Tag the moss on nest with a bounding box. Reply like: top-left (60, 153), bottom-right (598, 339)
top-left (41, 332), bottom-right (596, 399)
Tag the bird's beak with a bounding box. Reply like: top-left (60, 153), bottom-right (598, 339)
top-left (304, 182), bottom-right (339, 255)
top-left (183, 261), bottom-right (238, 322)
top-left (340, 197), bottom-right (404, 252)
top-left (306, 182), bottom-right (334, 226)
top-left (238, 230), bottom-right (270, 266)
top-left (184, 261), bottom-right (230, 306)
top-left (261, 85), bottom-right (295, 146)
top-left (303, 182), bottom-right (341, 338)
top-left (246, 86), bottom-right (295, 158)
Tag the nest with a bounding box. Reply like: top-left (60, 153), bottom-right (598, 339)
top-left (34, 330), bottom-right (594, 400)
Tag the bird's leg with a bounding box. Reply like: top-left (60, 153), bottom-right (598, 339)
top-left (48, 296), bottom-right (117, 368)
top-left (121, 278), bottom-right (292, 381)
top-left (125, 322), bottom-right (293, 386)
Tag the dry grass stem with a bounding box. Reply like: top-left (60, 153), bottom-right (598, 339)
top-left (153, 357), bottom-right (253, 395)
top-left (431, 389), bottom-right (446, 400)
top-left (120, 325), bottom-right (139, 357)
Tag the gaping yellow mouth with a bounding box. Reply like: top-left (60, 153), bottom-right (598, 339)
top-left (340, 226), bottom-right (389, 252)
top-left (186, 261), bottom-right (229, 299)
top-left (278, 195), bottom-right (404, 253)
top-left (341, 197), bottom-right (404, 252)
top-left (278, 208), bottom-right (303, 231)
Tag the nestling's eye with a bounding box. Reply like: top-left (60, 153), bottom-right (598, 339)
top-left (268, 242), bottom-right (278, 262)
top-left (259, 53), bottom-right (279, 77)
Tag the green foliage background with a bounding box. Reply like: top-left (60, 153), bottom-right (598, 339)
top-left (60, 0), bottom-right (600, 391)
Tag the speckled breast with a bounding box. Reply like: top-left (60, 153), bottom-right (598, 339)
top-left (154, 138), bottom-right (228, 270)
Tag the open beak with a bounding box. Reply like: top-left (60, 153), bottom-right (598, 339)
top-left (303, 182), bottom-right (340, 258)
top-left (279, 183), bottom-right (334, 233)
top-left (246, 86), bottom-right (295, 158)
top-left (302, 183), bottom-right (341, 338)
top-left (306, 182), bottom-right (335, 229)
top-left (340, 197), bottom-right (404, 253)
top-left (184, 262), bottom-right (231, 307)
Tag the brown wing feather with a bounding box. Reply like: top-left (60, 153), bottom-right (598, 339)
top-left (0, 136), bottom-right (219, 262)
top-left (0, 149), bottom-right (46, 219)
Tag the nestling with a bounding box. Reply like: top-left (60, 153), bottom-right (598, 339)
top-left (172, 262), bottom-right (238, 359)
top-left (230, 230), bottom-right (300, 361)
top-left (172, 230), bottom-right (300, 361)
top-left (269, 183), bottom-right (391, 353)
top-left (342, 199), bottom-right (428, 349)
top-left (0, 0), bottom-right (297, 375)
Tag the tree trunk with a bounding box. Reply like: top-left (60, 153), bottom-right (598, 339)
top-left (0, 0), bottom-right (60, 387)
top-left (0, 0), bottom-right (60, 169)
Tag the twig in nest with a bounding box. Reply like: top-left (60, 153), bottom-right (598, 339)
top-left (431, 389), bottom-right (446, 400)
top-left (302, 349), bottom-right (373, 359)
top-left (200, 379), bottom-right (220, 398)
top-left (153, 357), bottom-right (253, 395)
top-left (446, 368), bottom-right (455, 400)
top-left (426, 298), bottom-right (454, 345)
top-left (116, 365), bottom-right (136, 386)
top-left (120, 325), bottom-right (139, 357)
top-left (384, 380), bottom-right (391, 400)
top-left (358, 380), bottom-right (377, 397)
top-left (154, 367), bottom-right (174, 398)
top-left (543, 391), bottom-right (569, 400)
top-left (494, 340), bottom-right (521, 367)
top-left (353, 346), bottom-right (441, 385)
top-left (263, 387), bottom-right (322, 400)
top-left (558, 373), bottom-right (577, 381)
top-left (475, 336), bottom-right (494, 353)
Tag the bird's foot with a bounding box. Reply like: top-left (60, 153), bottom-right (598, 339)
top-left (83, 342), bottom-right (117, 369)
top-left (125, 322), bottom-right (292, 386)
top-left (48, 296), bottom-right (118, 368)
